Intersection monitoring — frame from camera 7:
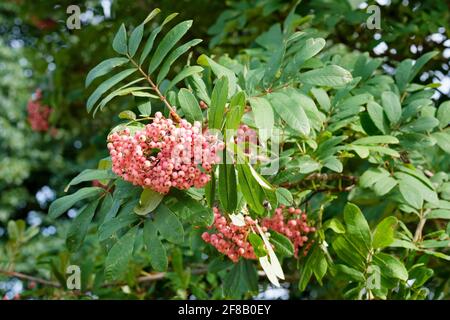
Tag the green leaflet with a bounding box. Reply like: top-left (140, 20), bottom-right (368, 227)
top-left (208, 76), bottom-right (228, 130)
top-left (112, 23), bottom-right (127, 55)
top-left (148, 20), bottom-right (193, 75)
top-left (143, 220), bottom-right (168, 271)
top-left (153, 204), bottom-right (184, 244)
top-left (298, 65), bottom-right (352, 87)
top-left (49, 187), bottom-right (105, 219)
top-left (66, 199), bottom-right (99, 252)
top-left (134, 188), bottom-right (164, 216)
top-left (177, 88), bottom-right (203, 123)
top-left (157, 39), bottom-right (203, 84)
top-left (86, 68), bottom-right (137, 113)
top-left (218, 162), bottom-right (238, 213)
top-left (104, 225), bottom-right (138, 280)
top-left (64, 169), bottom-right (116, 192)
top-left (85, 57), bottom-right (129, 87)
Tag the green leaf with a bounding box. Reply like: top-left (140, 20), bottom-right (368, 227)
top-left (236, 164), bottom-right (266, 215)
top-left (311, 87), bottom-right (330, 112)
top-left (157, 39), bottom-right (202, 84)
top-left (177, 88), bottom-right (203, 123)
top-left (275, 188), bottom-right (293, 206)
top-left (96, 193), bottom-right (113, 224)
top-left (223, 260), bottom-right (258, 298)
top-left (248, 233), bottom-right (266, 257)
top-left (164, 66), bottom-right (203, 93)
top-left (432, 132), bottom-right (450, 154)
top-left (269, 230), bottom-right (294, 257)
top-left (104, 225), bottom-right (138, 280)
top-left (208, 76), bottom-right (228, 130)
top-left (65, 169), bottom-right (116, 192)
top-left (367, 101), bottom-right (388, 134)
top-left (333, 235), bottom-right (366, 270)
top-left (225, 91), bottom-right (246, 131)
top-left (249, 97), bottom-right (274, 142)
top-left (395, 59), bottom-right (413, 92)
top-left (427, 209), bottom-right (450, 219)
top-left (139, 13), bottom-right (178, 65)
top-left (143, 220), bottom-right (167, 271)
top-left (7, 221), bottom-right (19, 241)
top-left (373, 216), bottom-right (398, 249)
top-left (167, 192), bottom-right (214, 227)
top-left (344, 203), bottom-right (372, 253)
top-left (394, 172), bottom-right (438, 205)
top-left (218, 163), bottom-right (238, 213)
top-left (401, 116), bottom-right (439, 132)
top-left (128, 24), bottom-right (144, 58)
top-left (399, 179), bottom-right (423, 209)
top-left (49, 187), bottom-right (104, 219)
top-left (360, 168), bottom-right (389, 189)
top-left (118, 110), bottom-right (137, 120)
top-left (323, 218), bottom-right (345, 233)
top-left (112, 24), bottom-right (128, 55)
top-left (372, 176), bottom-right (397, 196)
top-left (66, 200), bottom-right (99, 252)
top-left (205, 174), bottom-right (215, 208)
top-left (197, 54), bottom-right (237, 95)
top-left (137, 101), bottom-right (152, 116)
top-left (285, 38), bottom-right (325, 78)
top-left (98, 212), bottom-right (139, 241)
top-left (153, 204), bottom-right (184, 244)
top-left (134, 188), bottom-right (164, 216)
top-left (268, 92), bottom-right (310, 135)
top-left (437, 101), bottom-right (450, 129)
top-left (93, 77), bottom-right (147, 115)
top-left (298, 65), bottom-right (352, 87)
top-left (262, 44), bottom-right (285, 87)
top-left (148, 20), bottom-right (193, 75)
top-left (334, 264), bottom-right (365, 282)
top-left (188, 73), bottom-right (210, 105)
top-left (373, 252), bottom-right (408, 281)
top-left (352, 135), bottom-right (398, 145)
top-left (142, 8), bottom-right (161, 24)
top-left (410, 51), bottom-right (438, 81)
top-left (382, 91), bottom-right (402, 125)
top-left (322, 156), bottom-right (342, 173)
top-left (86, 68), bottom-right (137, 113)
top-left (85, 57), bottom-right (129, 87)
top-left (398, 166), bottom-right (435, 189)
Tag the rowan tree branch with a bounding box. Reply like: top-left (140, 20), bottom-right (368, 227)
top-left (128, 55), bottom-right (182, 123)
top-left (0, 269), bottom-right (60, 287)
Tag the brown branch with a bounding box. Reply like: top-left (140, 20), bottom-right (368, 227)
top-left (0, 269), bottom-right (60, 287)
top-left (128, 55), bottom-right (181, 123)
top-left (281, 173), bottom-right (358, 189)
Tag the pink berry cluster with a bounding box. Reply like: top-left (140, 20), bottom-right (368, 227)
top-left (108, 112), bottom-right (223, 194)
top-left (202, 207), bottom-right (258, 262)
top-left (262, 205), bottom-right (315, 257)
top-left (27, 89), bottom-right (52, 132)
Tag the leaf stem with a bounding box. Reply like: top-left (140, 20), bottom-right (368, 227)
top-left (128, 55), bottom-right (181, 123)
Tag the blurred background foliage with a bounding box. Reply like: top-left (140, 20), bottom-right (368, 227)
top-left (0, 0), bottom-right (449, 299)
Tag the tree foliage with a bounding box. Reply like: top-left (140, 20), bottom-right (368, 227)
top-left (0, 1), bottom-right (449, 300)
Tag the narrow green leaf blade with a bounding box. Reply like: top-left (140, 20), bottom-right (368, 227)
top-left (178, 88), bottom-right (203, 123)
top-left (66, 200), bottom-right (99, 252)
top-left (85, 57), bottom-right (129, 87)
top-left (148, 20), bottom-right (193, 75)
top-left (112, 23), bottom-right (128, 55)
top-left (49, 187), bottom-right (104, 219)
